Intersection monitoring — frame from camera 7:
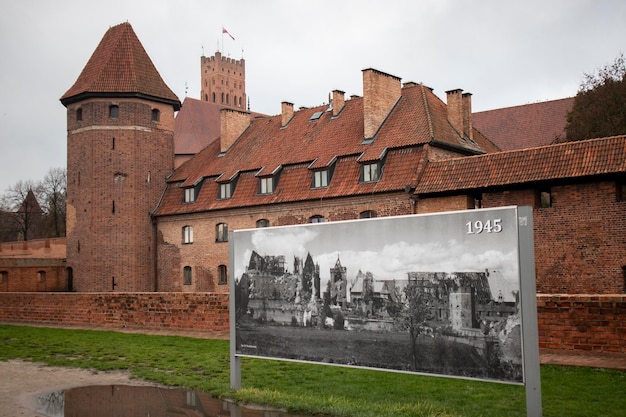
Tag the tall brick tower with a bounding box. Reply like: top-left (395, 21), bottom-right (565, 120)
top-left (60, 23), bottom-right (181, 291)
top-left (200, 52), bottom-right (246, 109)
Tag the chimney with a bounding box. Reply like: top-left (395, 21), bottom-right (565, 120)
top-left (332, 90), bottom-right (345, 116)
top-left (220, 108), bottom-right (250, 152)
top-left (281, 101), bottom-right (294, 127)
top-left (362, 68), bottom-right (401, 139)
top-left (446, 89), bottom-right (472, 139)
top-left (462, 92), bottom-right (473, 140)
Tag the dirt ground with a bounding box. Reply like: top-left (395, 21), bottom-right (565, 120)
top-left (0, 360), bottom-right (159, 417)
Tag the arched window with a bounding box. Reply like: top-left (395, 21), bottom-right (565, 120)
top-left (216, 223), bottom-right (228, 242)
top-left (183, 266), bottom-right (192, 285)
top-left (212, 92), bottom-right (216, 102)
top-left (309, 215), bottom-right (325, 223)
top-left (218, 265), bottom-right (228, 285)
top-left (76, 108), bottom-right (83, 121)
top-left (151, 108), bottom-right (160, 122)
top-left (109, 104), bottom-right (119, 119)
top-left (37, 271), bottom-right (46, 282)
top-left (256, 219), bottom-right (270, 228)
top-left (182, 226), bottom-right (193, 244)
top-left (359, 210), bottom-right (377, 219)
top-left (0, 271), bottom-right (7, 283)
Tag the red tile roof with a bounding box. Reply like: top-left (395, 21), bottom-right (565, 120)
top-left (60, 22), bottom-right (180, 110)
top-left (174, 98), bottom-right (222, 156)
top-left (473, 97), bottom-right (574, 151)
top-left (174, 97), bottom-right (266, 156)
top-left (155, 147), bottom-right (427, 216)
top-left (155, 83), bottom-right (498, 216)
top-left (415, 135), bottom-right (626, 195)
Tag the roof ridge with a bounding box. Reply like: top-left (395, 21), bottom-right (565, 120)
top-left (427, 134), bottom-right (626, 165)
top-left (419, 83), bottom-right (435, 139)
top-left (473, 96), bottom-right (575, 115)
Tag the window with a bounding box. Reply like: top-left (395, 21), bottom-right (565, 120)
top-left (183, 266), bottom-right (192, 285)
top-left (0, 271), bottom-right (7, 283)
top-left (76, 108), bottom-right (82, 121)
top-left (184, 187), bottom-right (195, 203)
top-left (37, 271), bottom-right (46, 283)
top-left (312, 170), bottom-right (329, 188)
top-left (109, 105), bottom-right (119, 119)
top-left (182, 226), bottom-right (193, 244)
top-left (310, 111), bottom-right (323, 121)
top-left (617, 181), bottom-right (626, 202)
top-left (537, 188), bottom-right (552, 208)
top-left (256, 219), bottom-right (270, 228)
top-left (219, 183), bottom-right (232, 199)
top-left (183, 181), bottom-right (202, 203)
top-left (310, 215), bottom-right (325, 223)
top-left (260, 177), bottom-right (274, 194)
top-left (359, 210), bottom-right (377, 219)
top-left (473, 194), bottom-right (483, 209)
top-left (362, 162), bottom-right (380, 183)
top-left (216, 223), bottom-right (228, 242)
top-left (218, 265), bottom-right (228, 285)
top-left (151, 108), bottom-right (160, 122)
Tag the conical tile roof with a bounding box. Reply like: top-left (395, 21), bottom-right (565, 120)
top-left (60, 22), bottom-right (180, 110)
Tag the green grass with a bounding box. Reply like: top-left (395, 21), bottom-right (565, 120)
top-left (1, 325), bottom-right (624, 417)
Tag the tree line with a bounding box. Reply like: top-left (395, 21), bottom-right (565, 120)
top-left (0, 167), bottom-right (66, 242)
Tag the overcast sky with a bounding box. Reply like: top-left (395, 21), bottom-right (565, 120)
top-left (0, 0), bottom-right (624, 194)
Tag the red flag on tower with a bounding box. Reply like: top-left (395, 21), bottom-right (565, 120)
top-left (222, 27), bottom-right (235, 40)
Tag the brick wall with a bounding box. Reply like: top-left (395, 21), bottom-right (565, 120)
top-left (0, 238), bottom-right (68, 292)
top-left (0, 292), bottom-right (229, 332)
top-left (66, 98), bottom-right (174, 292)
top-left (156, 193), bottom-right (412, 292)
top-left (537, 294), bottom-right (626, 355)
top-left (417, 181), bottom-right (626, 294)
top-left (1, 293), bottom-right (624, 355)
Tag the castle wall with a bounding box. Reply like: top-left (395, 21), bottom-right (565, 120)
top-left (0, 238), bottom-right (68, 292)
top-left (417, 180), bottom-right (626, 294)
top-left (0, 292), bottom-right (229, 333)
top-left (0, 293), bottom-right (624, 356)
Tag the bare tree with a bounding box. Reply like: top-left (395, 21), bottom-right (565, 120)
top-left (388, 281), bottom-right (432, 371)
top-left (0, 179), bottom-right (43, 241)
top-left (40, 167), bottom-right (67, 237)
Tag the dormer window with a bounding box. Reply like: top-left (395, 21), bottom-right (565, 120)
top-left (259, 177), bottom-right (274, 194)
top-left (183, 181), bottom-right (202, 203)
top-left (312, 169), bottom-right (329, 189)
top-left (219, 183), bottom-right (232, 199)
top-left (361, 162), bottom-right (381, 183)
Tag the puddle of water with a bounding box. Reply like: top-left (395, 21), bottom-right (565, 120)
top-left (37, 385), bottom-right (313, 417)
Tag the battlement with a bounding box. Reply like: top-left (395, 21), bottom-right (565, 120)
top-left (201, 51), bottom-right (245, 68)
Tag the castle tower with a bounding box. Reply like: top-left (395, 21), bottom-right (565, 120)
top-left (60, 23), bottom-right (181, 292)
top-left (201, 52), bottom-right (246, 109)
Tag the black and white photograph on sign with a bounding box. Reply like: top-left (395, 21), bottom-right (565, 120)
top-left (233, 208), bottom-right (524, 383)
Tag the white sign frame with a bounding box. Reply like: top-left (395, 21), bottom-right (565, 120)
top-left (230, 206), bottom-right (541, 416)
